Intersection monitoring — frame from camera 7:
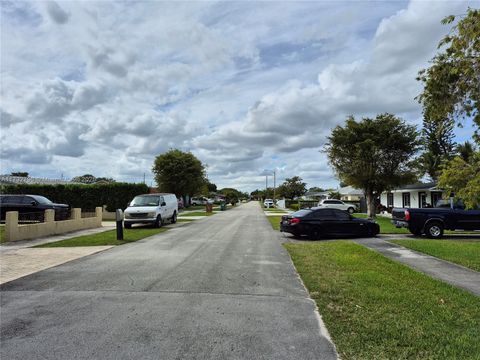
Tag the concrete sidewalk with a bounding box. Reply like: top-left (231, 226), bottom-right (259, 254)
top-left (356, 237), bottom-right (480, 297)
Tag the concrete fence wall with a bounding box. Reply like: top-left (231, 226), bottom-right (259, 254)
top-left (102, 205), bottom-right (117, 221)
top-left (4, 207), bottom-right (103, 242)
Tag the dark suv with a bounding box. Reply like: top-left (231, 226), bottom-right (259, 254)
top-left (0, 195), bottom-right (70, 221)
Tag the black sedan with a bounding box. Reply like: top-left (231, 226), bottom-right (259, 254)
top-left (280, 208), bottom-right (379, 239)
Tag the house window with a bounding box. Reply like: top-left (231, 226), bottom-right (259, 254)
top-left (402, 192), bottom-right (411, 208)
top-left (418, 192), bottom-right (427, 208)
top-left (387, 193), bottom-right (394, 207)
top-left (431, 192), bottom-right (442, 207)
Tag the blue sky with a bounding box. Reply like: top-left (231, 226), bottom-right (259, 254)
top-left (0, 0), bottom-right (477, 191)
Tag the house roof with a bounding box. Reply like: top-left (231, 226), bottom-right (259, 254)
top-left (390, 182), bottom-right (438, 192)
top-left (338, 186), bottom-right (364, 196)
top-left (0, 175), bottom-right (77, 185)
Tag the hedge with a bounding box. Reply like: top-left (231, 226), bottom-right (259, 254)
top-left (0, 183), bottom-right (149, 212)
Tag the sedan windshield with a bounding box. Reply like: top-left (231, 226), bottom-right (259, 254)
top-left (130, 196), bottom-right (160, 207)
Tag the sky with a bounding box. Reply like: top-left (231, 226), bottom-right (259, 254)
top-left (1, 0), bottom-right (477, 192)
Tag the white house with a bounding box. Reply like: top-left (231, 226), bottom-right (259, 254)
top-left (380, 182), bottom-right (445, 209)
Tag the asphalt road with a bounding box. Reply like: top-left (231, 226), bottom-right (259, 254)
top-left (1, 202), bottom-right (337, 360)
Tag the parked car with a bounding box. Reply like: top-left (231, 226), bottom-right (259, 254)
top-left (280, 208), bottom-right (379, 239)
top-left (391, 204), bottom-right (480, 238)
top-left (0, 194), bottom-right (70, 221)
top-left (191, 196), bottom-right (210, 206)
top-left (317, 199), bottom-right (356, 214)
top-left (124, 193), bottom-right (178, 228)
top-left (177, 197), bottom-right (184, 209)
top-left (264, 199), bottom-right (274, 208)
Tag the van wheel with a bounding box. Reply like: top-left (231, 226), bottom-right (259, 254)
top-left (425, 222), bottom-right (443, 239)
top-left (347, 207), bottom-right (355, 214)
top-left (154, 215), bottom-right (162, 228)
top-left (171, 211), bottom-right (177, 224)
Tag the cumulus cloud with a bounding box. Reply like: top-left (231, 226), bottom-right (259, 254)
top-left (1, 0), bottom-right (474, 190)
top-left (46, 1), bottom-right (70, 24)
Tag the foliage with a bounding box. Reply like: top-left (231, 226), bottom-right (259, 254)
top-left (289, 204), bottom-right (300, 211)
top-left (10, 172), bottom-right (29, 177)
top-left (328, 191), bottom-right (341, 200)
top-left (417, 8), bottom-right (480, 144)
top-left (457, 141), bottom-right (475, 162)
top-left (251, 188), bottom-right (274, 200)
top-left (152, 149), bottom-right (206, 198)
top-left (0, 183), bottom-right (149, 211)
top-left (218, 187), bottom-right (242, 204)
top-left (72, 174), bottom-right (97, 184)
top-left (417, 117), bottom-right (456, 180)
top-left (325, 113), bottom-right (420, 217)
top-left (437, 151), bottom-right (480, 209)
top-left (206, 180), bottom-right (217, 193)
top-left (308, 186), bottom-right (325, 193)
top-left (276, 176), bottom-right (307, 199)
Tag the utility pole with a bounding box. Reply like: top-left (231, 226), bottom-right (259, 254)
top-left (143, 173), bottom-right (146, 184)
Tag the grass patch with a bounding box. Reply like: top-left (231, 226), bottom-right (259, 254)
top-left (354, 213), bottom-right (408, 234)
top-left (390, 239), bottom-right (480, 272)
top-left (177, 219), bottom-right (194, 222)
top-left (179, 211), bottom-right (215, 217)
top-left (285, 241), bottom-right (480, 359)
top-left (35, 227), bottom-right (168, 247)
top-left (267, 215), bottom-right (282, 230)
top-left (0, 226), bottom-right (5, 244)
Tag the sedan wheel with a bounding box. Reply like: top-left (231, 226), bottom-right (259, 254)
top-left (347, 207), bottom-right (355, 214)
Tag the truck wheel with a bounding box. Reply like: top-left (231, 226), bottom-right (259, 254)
top-left (154, 215), bottom-right (163, 228)
top-left (408, 227), bottom-right (422, 236)
top-left (425, 222), bottom-right (443, 239)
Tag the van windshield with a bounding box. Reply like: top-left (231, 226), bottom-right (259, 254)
top-left (130, 196), bottom-right (160, 207)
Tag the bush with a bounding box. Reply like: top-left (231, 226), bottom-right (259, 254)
top-left (289, 204), bottom-right (300, 211)
top-left (0, 183), bottom-right (149, 212)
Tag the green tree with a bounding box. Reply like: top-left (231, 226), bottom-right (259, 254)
top-left (152, 149), bottom-right (206, 198)
top-left (277, 176), bottom-right (307, 199)
top-left (438, 151), bottom-right (480, 209)
top-left (328, 191), bottom-right (341, 200)
top-left (417, 8), bottom-right (480, 143)
top-left (456, 141), bottom-right (475, 163)
top-left (206, 180), bottom-right (217, 193)
top-left (417, 116), bottom-right (456, 180)
top-left (325, 114), bottom-right (420, 218)
top-left (218, 188), bottom-right (242, 205)
top-left (308, 186), bottom-right (325, 193)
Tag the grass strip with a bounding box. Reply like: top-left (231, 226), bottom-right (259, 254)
top-left (267, 215), bottom-right (282, 231)
top-left (390, 239), bottom-right (480, 272)
top-left (179, 211), bottom-right (215, 217)
top-left (35, 227), bottom-right (168, 247)
top-left (285, 241), bottom-right (480, 359)
top-left (0, 226), bottom-right (5, 244)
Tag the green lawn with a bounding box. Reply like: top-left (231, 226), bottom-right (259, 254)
top-left (390, 239), bottom-right (480, 272)
top-left (285, 241), bottom-right (480, 359)
top-left (35, 227), bottom-right (168, 247)
top-left (267, 215), bottom-right (283, 230)
top-left (0, 226), bottom-right (5, 244)
top-left (179, 211), bottom-right (215, 217)
top-left (354, 213), bottom-right (408, 234)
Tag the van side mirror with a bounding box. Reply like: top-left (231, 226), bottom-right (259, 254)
top-left (161, 202), bottom-right (166, 207)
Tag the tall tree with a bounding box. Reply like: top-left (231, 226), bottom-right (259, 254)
top-left (417, 8), bottom-right (480, 144)
top-left (418, 116), bottom-right (456, 180)
top-left (152, 149), bottom-right (206, 198)
top-left (456, 141), bottom-right (475, 163)
top-left (276, 176), bottom-right (307, 199)
top-left (325, 114), bottom-right (420, 218)
top-left (437, 150), bottom-right (480, 209)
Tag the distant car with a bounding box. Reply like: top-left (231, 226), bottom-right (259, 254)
top-left (124, 193), bottom-right (178, 228)
top-left (280, 208), bottom-right (379, 239)
top-left (0, 194), bottom-right (70, 221)
top-left (264, 199), bottom-right (274, 208)
top-left (177, 197), bottom-right (184, 209)
top-left (191, 197), bottom-right (209, 206)
top-left (317, 199), bottom-right (356, 214)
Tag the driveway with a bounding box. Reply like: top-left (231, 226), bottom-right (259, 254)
top-left (1, 202), bottom-right (337, 359)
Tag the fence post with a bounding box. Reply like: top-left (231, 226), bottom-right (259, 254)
top-left (95, 207), bottom-right (102, 226)
top-left (5, 211), bottom-right (18, 242)
top-left (45, 209), bottom-right (55, 223)
top-left (71, 208), bottom-right (81, 220)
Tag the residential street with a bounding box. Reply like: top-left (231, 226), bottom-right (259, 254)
top-left (0, 202), bottom-right (337, 360)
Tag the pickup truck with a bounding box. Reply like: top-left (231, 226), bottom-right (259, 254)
top-left (391, 205), bottom-right (480, 238)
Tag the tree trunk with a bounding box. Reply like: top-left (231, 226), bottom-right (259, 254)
top-left (366, 191), bottom-right (376, 218)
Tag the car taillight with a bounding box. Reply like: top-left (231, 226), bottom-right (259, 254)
top-left (290, 217), bottom-right (301, 224)
top-left (405, 210), bottom-right (410, 221)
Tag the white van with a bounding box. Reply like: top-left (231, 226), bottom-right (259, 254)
top-left (124, 193), bottom-right (178, 228)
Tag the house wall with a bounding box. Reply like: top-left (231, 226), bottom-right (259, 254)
top-left (382, 190), bottom-right (445, 208)
top-left (5, 207), bottom-right (102, 242)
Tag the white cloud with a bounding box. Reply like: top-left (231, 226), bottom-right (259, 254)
top-left (0, 0), bottom-right (474, 191)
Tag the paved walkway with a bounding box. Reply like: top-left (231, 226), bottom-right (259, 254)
top-left (356, 237), bottom-right (480, 296)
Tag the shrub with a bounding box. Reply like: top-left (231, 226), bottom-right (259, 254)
top-left (0, 183), bottom-right (149, 212)
top-left (289, 204), bottom-right (300, 211)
